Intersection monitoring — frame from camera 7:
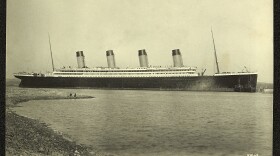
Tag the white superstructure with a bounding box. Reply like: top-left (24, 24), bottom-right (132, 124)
top-left (51, 67), bottom-right (199, 78)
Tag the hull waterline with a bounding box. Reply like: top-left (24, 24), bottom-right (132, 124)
top-left (15, 74), bottom-right (257, 92)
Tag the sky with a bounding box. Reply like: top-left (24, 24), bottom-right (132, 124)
top-left (7, 0), bottom-right (273, 83)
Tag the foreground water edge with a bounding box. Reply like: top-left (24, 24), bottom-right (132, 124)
top-left (8, 86), bottom-right (273, 156)
top-left (5, 86), bottom-right (108, 156)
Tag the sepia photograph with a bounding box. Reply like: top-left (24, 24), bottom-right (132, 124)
top-left (6, 0), bottom-right (273, 155)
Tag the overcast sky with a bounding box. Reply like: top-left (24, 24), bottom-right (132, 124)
top-left (7, 0), bottom-right (273, 83)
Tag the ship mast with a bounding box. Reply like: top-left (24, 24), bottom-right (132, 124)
top-left (48, 33), bottom-right (55, 71)
top-left (211, 28), bottom-right (220, 74)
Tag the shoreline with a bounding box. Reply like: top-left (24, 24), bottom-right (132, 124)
top-left (6, 87), bottom-right (99, 156)
top-left (6, 111), bottom-right (95, 156)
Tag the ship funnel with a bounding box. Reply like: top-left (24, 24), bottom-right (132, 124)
top-left (76, 51), bottom-right (86, 68)
top-left (138, 49), bottom-right (149, 67)
top-left (172, 49), bottom-right (183, 67)
top-left (106, 50), bottom-right (116, 68)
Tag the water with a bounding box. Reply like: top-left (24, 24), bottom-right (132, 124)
top-left (12, 89), bottom-right (272, 156)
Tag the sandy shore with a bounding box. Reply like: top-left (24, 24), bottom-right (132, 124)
top-left (5, 86), bottom-right (113, 156)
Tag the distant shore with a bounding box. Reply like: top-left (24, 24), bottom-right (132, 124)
top-left (5, 86), bottom-right (104, 156)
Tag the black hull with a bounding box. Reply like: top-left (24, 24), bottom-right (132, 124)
top-left (14, 74), bottom-right (257, 92)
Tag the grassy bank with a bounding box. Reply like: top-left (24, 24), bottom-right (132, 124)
top-left (5, 86), bottom-right (102, 156)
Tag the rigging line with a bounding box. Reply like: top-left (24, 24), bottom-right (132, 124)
top-left (48, 33), bottom-right (55, 71)
top-left (211, 28), bottom-right (220, 74)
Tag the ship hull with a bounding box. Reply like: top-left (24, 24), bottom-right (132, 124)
top-left (14, 74), bottom-right (257, 92)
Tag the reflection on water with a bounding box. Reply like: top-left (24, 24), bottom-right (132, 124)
top-left (13, 89), bottom-right (272, 156)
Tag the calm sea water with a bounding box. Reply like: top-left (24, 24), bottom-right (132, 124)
top-left (12, 89), bottom-right (272, 156)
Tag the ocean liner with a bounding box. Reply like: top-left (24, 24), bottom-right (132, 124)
top-left (14, 32), bottom-right (258, 92)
